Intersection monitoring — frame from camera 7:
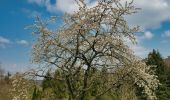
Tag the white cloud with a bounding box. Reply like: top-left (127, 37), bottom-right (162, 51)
top-left (124, 34), bottom-right (150, 58)
top-left (126, 0), bottom-right (170, 30)
top-left (0, 36), bottom-right (10, 44)
top-left (127, 31), bottom-right (153, 57)
top-left (143, 31), bottom-right (154, 39)
top-left (54, 0), bottom-right (97, 13)
top-left (55, 0), bottom-right (78, 13)
top-left (130, 44), bottom-right (150, 58)
top-left (27, 0), bottom-right (96, 13)
top-left (164, 30), bottom-right (170, 37)
top-left (16, 40), bottom-right (29, 45)
top-left (135, 31), bottom-right (154, 42)
top-left (28, 0), bottom-right (170, 30)
top-left (0, 36), bottom-right (10, 48)
top-left (124, 30), bottom-right (155, 58)
top-left (127, 42), bottom-right (150, 58)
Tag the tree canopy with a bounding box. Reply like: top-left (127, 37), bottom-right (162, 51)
top-left (11, 0), bottom-right (159, 100)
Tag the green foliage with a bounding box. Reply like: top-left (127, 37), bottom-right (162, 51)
top-left (146, 49), bottom-right (170, 100)
top-left (42, 71), bottom-right (52, 91)
top-left (39, 69), bottom-right (139, 100)
top-left (41, 70), bottom-right (68, 99)
top-left (146, 49), bottom-right (165, 76)
top-left (51, 70), bottom-right (68, 99)
top-left (32, 86), bottom-right (42, 100)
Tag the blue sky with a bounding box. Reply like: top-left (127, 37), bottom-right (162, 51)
top-left (0, 0), bottom-right (170, 73)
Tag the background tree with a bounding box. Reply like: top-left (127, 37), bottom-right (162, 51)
top-left (146, 49), bottom-right (170, 100)
top-left (41, 70), bottom-right (68, 99)
top-left (0, 63), bottom-right (12, 100)
top-left (28, 0), bottom-right (159, 99)
top-left (41, 71), bottom-right (52, 91)
top-left (0, 62), bottom-right (4, 81)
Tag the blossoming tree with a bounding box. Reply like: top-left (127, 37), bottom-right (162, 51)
top-left (13, 0), bottom-right (159, 99)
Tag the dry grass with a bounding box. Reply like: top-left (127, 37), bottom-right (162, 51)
top-left (0, 80), bottom-right (12, 100)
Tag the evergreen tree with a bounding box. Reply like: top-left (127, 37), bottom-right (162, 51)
top-left (146, 49), bottom-right (170, 100)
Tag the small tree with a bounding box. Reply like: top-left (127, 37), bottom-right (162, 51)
top-left (146, 49), bottom-right (165, 76)
top-left (29, 0), bottom-right (158, 99)
top-left (0, 63), bottom-right (4, 81)
top-left (0, 63), bottom-right (13, 100)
